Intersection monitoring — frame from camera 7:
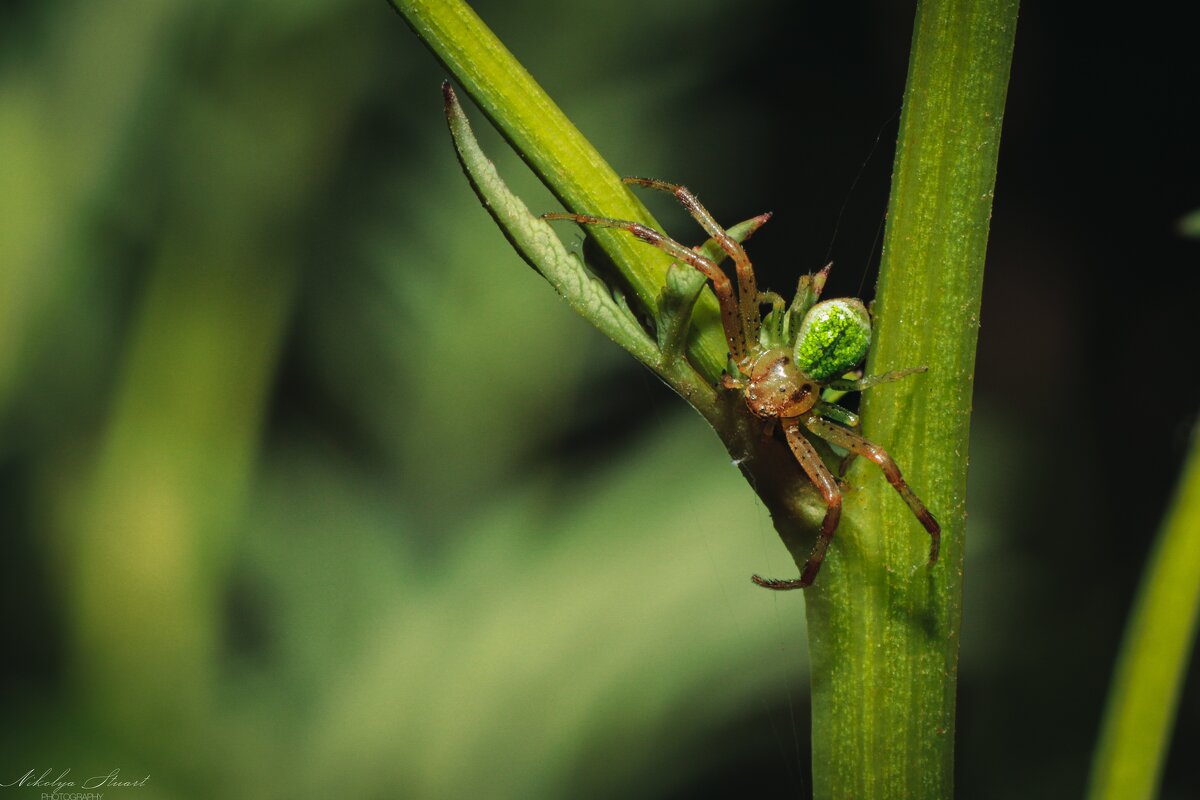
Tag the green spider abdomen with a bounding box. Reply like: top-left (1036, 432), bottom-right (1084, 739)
top-left (793, 298), bottom-right (872, 381)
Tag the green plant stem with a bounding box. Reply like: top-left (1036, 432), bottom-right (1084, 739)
top-left (801, 1), bottom-right (1018, 797)
top-left (1088, 427), bottom-right (1200, 800)
top-left (389, 0), bottom-right (728, 382)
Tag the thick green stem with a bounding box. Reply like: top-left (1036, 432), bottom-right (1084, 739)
top-left (389, 0), bottom-right (728, 382)
top-left (1088, 427), bottom-right (1200, 800)
top-left (802, 1), bottom-right (1018, 797)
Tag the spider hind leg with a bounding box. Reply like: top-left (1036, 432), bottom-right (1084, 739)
top-left (750, 418), bottom-right (843, 590)
top-left (804, 414), bottom-right (940, 565)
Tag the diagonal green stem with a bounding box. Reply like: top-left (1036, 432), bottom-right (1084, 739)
top-left (389, 0), bottom-right (728, 382)
top-left (392, 0), bottom-right (826, 547)
top-left (1088, 427), bottom-right (1200, 800)
top-left (801, 0), bottom-right (1018, 797)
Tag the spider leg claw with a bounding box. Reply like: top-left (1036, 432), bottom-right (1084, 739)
top-left (750, 574), bottom-right (809, 591)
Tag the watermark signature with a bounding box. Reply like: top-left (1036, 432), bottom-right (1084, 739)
top-left (1, 769), bottom-right (148, 799)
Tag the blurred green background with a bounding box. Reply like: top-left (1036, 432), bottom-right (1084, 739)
top-left (1, 1), bottom-right (1196, 798)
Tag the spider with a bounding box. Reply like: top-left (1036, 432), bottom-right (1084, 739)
top-left (544, 177), bottom-right (940, 590)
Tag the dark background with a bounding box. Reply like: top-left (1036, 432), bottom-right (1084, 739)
top-left (0, 1), bottom-right (1196, 797)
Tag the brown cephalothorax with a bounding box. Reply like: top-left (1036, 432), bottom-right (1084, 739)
top-left (743, 349), bottom-right (820, 420)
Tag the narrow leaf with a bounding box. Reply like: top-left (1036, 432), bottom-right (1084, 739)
top-left (1089, 426), bottom-right (1200, 800)
top-left (443, 83), bottom-right (661, 370)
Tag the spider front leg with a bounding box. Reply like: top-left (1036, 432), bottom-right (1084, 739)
top-left (541, 211), bottom-right (748, 362)
top-left (803, 414), bottom-right (941, 565)
top-left (822, 367), bottom-right (927, 474)
top-left (624, 177), bottom-right (761, 349)
top-left (825, 365), bottom-right (928, 393)
top-left (751, 417), bottom-right (843, 590)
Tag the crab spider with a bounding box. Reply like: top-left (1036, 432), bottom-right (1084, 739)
top-left (543, 177), bottom-right (940, 590)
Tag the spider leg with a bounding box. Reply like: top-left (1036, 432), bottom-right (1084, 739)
top-left (542, 212), bottom-right (747, 361)
top-left (624, 177), bottom-right (761, 350)
top-left (751, 417), bottom-right (843, 590)
top-left (825, 366), bottom-right (928, 393)
top-left (695, 212), bottom-right (772, 266)
top-left (802, 414), bottom-right (940, 565)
